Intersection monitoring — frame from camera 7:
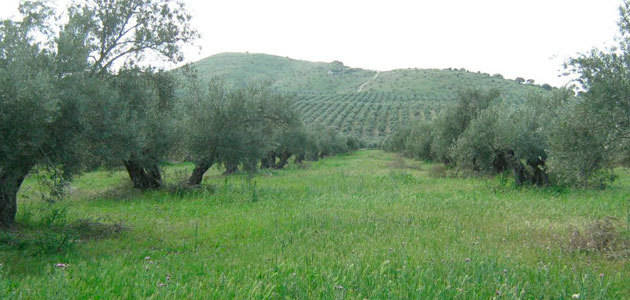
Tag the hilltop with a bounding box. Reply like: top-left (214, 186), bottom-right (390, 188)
top-left (183, 52), bottom-right (552, 145)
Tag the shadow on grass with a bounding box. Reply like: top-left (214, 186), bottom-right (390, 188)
top-left (83, 179), bottom-right (216, 202)
top-left (0, 217), bottom-right (128, 277)
top-left (387, 155), bottom-right (423, 171)
top-left (1, 217), bottom-right (128, 257)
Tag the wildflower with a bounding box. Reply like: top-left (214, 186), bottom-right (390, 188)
top-left (144, 256), bottom-right (151, 261)
top-left (55, 263), bottom-right (68, 269)
top-left (157, 282), bottom-right (167, 287)
top-left (599, 273), bottom-right (604, 279)
top-left (572, 293), bottom-right (580, 299)
top-left (465, 258), bottom-right (471, 263)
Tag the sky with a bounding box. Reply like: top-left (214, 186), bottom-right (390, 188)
top-left (0, 0), bottom-right (622, 87)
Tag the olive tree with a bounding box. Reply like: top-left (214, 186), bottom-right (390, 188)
top-left (80, 68), bottom-right (178, 189)
top-left (546, 102), bottom-right (613, 187)
top-left (384, 122), bottom-right (433, 161)
top-left (549, 0), bottom-right (630, 186)
top-left (67, 0), bottom-right (196, 189)
top-left (430, 89), bottom-right (500, 164)
top-left (0, 0), bottom-right (196, 227)
top-left (264, 124), bottom-right (308, 169)
top-left (0, 3), bottom-right (78, 227)
top-left (182, 77), bottom-right (299, 185)
top-left (451, 105), bottom-right (508, 174)
top-left (450, 90), bottom-right (573, 186)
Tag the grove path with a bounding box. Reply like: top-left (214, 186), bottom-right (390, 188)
top-left (357, 71), bottom-right (380, 93)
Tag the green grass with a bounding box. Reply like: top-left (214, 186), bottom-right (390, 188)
top-left (178, 52), bottom-right (551, 144)
top-left (1, 150), bottom-right (629, 298)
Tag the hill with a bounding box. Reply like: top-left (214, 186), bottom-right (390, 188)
top-left (184, 52), bottom-right (552, 145)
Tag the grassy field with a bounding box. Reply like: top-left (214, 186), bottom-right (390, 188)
top-left (1, 150), bottom-right (629, 299)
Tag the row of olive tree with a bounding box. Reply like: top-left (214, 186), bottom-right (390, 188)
top-left (386, 0), bottom-right (630, 188)
top-left (384, 86), bottom-right (618, 187)
top-left (0, 0), bottom-right (361, 228)
top-left (179, 73), bottom-right (362, 186)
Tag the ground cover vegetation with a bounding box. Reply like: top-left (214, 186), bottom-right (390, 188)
top-left (0, 151), bottom-right (629, 298)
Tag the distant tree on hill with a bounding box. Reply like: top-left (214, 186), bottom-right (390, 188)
top-left (330, 60), bottom-right (345, 73)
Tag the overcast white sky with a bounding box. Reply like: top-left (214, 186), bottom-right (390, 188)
top-left (0, 0), bottom-right (622, 86)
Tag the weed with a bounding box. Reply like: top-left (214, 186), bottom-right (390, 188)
top-left (163, 182), bottom-right (215, 198)
top-left (69, 219), bottom-right (127, 240)
top-left (388, 171), bottom-right (417, 184)
top-left (388, 155), bottom-right (422, 170)
top-left (429, 164), bottom-right (447, 178)
top-left (90, 182), bottom-right (140, 201)
top-left (250, 180), bottom-right (258, 202)
top-left (30, 229), bottom-right (76, 255)
top-left (39, 205), bottom-right (69, 227)
top-left (569, 217), bottom-right (630, 259)
top-left (389, 156), bottom-right (408, 169)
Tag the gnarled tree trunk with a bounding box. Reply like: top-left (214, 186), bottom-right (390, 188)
top-left (261, 151), bottom-right (277, 169)
top-left (294, 153), bottom-right (305, 164)
top-left (0, 163), bottom-right (32, 228)
top-left (527, 158), bottom-right (549, 186)
top-left (223, 162), bottom-right (239, 175)
top-left (274, 151), bottom-right (291, 169)
top-left (123, 160), bottom-right (162, 190)
top-left (188, 158), bottom-right (214, 186)
top-left (492, 150), bottom-right (508, 173)
top-left (505, 150), bottom-right (528, 186)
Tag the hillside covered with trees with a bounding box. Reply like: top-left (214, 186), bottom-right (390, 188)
top-left (183, 53), bottom-right (553, 145)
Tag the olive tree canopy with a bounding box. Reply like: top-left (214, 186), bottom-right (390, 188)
top-left (0, 0), bottom-right (197, 227)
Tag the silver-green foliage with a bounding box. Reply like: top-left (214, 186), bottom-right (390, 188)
top-left (430, 89), bottom-right (499, 164)
top-left (182, 75), bottom-right (302, 177)
top-left (547, 0), bottom-right (630, 186)
top-left (1, 0), bottom-right (196, 226)
top-left (0, 2), bottom-right (80, 227)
